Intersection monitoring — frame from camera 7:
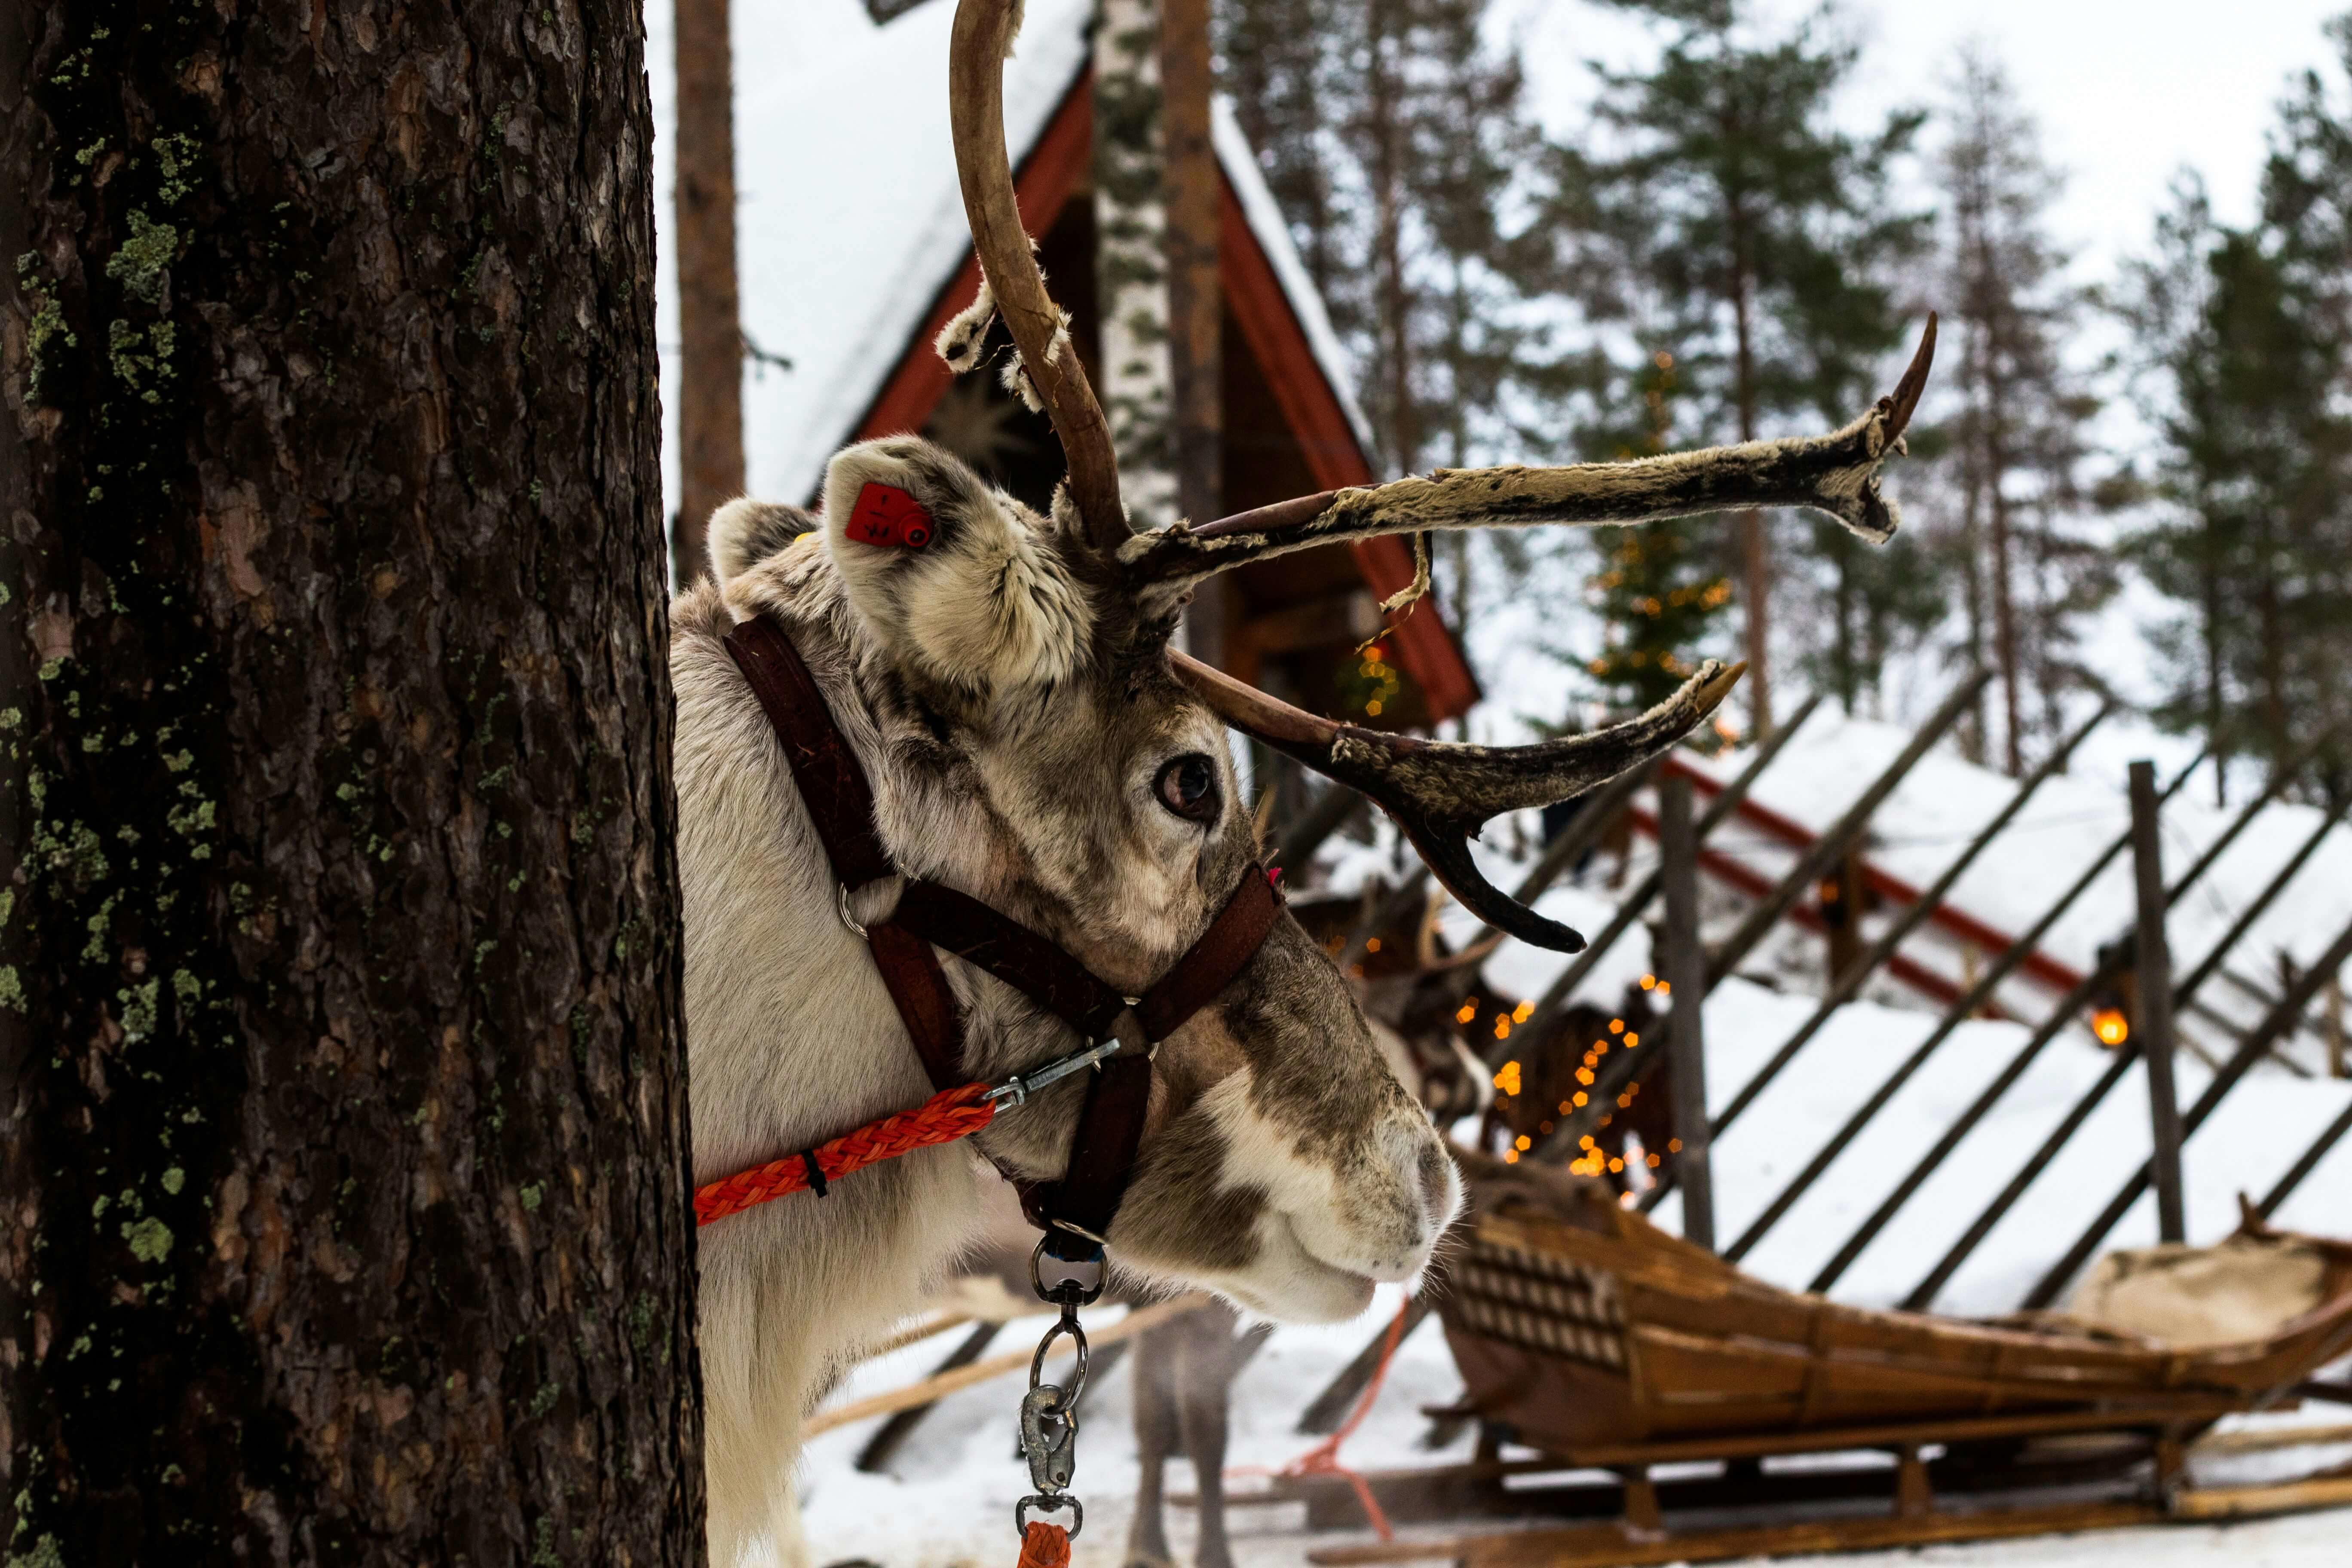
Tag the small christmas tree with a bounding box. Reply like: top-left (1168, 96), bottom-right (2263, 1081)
top-left (1580, 350), bottom-right (1733, 713)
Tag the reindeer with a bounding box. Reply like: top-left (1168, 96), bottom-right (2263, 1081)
top-left (1479, 981), bottom-right (1668, 1192)
top-left (671, 6), bottom-right (1929, 1561)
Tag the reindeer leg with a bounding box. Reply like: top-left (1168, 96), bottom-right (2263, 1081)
top-left (1179, 1304), bottom-right (1265, 1568)
top-left (1125, 1322), bottom-right (1180, 1568)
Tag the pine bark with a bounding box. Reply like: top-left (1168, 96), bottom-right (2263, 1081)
top-left (673, 0), bottom-right (744, 585)
top-left (1, 3), bottom-right (701, 1564)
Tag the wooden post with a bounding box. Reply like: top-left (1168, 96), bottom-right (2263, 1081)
top-left (1661, 773), bottom-right (1715, 1251)
top-left (673, 0), bottom-right (744, 582)
top-left (2326, 974), bottom-right (2345, 1079)
top-left (1822, 841), bottom-right (1868, 986)
top-left (1161, 0), bottom-right (1224, 666)
top-left (2129, 761), bottom-right (2187, 1243)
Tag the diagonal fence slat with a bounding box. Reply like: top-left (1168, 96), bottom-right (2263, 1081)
top-left (1652, 699), bottom-right (2112, 1212)
top-left (1503, 692), bottom-right (1828, 1064)
top-left (1900, 786), bottom-right (2352, 1308)
top-left (1715, 747), bottom-right (2213, 1267)
top-left (2019, 912), bottom-right (2352, 1309)
top-left (1787, 724), bottom-right (2340, 1289)
top-left (1534, 674), bottom-right (1988, 1168)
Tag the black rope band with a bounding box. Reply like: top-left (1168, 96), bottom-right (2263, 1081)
top-left (801, 1150), bottom-right (829, 1198)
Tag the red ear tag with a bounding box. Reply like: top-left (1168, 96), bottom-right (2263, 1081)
top-left (845, 482), bottom-right (934, 550)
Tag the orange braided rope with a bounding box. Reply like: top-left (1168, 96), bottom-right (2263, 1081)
top-left (694, 1081), bottom-right (997, 1225)
top-left (1014, 1520), bottom-right (1070, 1568)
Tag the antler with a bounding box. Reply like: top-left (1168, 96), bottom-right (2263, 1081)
top-left (1124, 316), bottom-right (1937, 595)
top-left (1173, 654), bottom-right (1746, 952)
top-left (947, 0), bottom-right (1130, 552)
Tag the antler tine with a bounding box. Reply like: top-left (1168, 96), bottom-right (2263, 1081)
top-left (1124, 315), bottom-right (1938, 594)
top-left (946, 0), bottom-right (1129, 551)
top-left (1173, 652), bottom-right (1746, 952)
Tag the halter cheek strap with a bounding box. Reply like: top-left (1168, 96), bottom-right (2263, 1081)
top-left (721, 613), bottom-right (1281, 1250)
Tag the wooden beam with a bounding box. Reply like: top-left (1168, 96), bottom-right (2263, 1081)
top-left (1308, 1500), bottom-right (2171, 1568)
top-left (802, 1292), bottom-right (1208, 1437)
top-left (2129, 761), bottom-right (2188, 1242)
top-left (1660, 774), bottom-right (1714, 1251)
top-left (1162, 0), bottom-right (1222, 663)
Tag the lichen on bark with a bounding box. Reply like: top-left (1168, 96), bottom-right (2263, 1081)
top-left (1, 2), bottom-right (701, 1561)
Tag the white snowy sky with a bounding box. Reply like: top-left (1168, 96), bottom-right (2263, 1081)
top-left (1505, 0), bottom-right (2351, 278)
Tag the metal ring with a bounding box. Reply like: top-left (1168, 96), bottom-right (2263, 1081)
top-left (1027, 1315), bottom-right (1090, 1409)
top-left (1029, 1235), bottom-right (1106, 1307)
top-left (836, 884), bottom-right (868, 939)
top-left (1015, 1493), bottom-right (1082, 1540)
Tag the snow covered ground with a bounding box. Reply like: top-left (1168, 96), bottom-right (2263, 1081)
top-left (796, 1276), bottom-right (2351, 1567)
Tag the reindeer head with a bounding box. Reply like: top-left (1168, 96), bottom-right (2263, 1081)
top-left (685, 0), bottom-right (1928, 1325)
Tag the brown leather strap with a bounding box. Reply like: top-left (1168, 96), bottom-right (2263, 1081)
top-left (723, 618), bottom-right (968, 1091)
top-left (723, 616), bottom-right (894, 888)
top-left (722, 611), bottom-right (1287, 1254)
top-left (1024, 869), bottom-right (1280, 1244)
top-left (1135, 868), bottom-right (1282, 1042)
top-left (864, 921), bottom-right (968, 1092)
top-left (893, 881), bottom-right (1128, 1040)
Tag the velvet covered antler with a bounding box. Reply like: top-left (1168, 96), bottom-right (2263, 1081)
top-left (943, 0), bottom-right (1916, 950)
top-left (1124, 317), bottom-right (1936, 596)
top-left (1169, 654), bottom-right (1746, 951)
top-left (946, 0), bottom-right (1130, 551)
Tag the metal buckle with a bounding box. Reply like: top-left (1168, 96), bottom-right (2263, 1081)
top-left (1014, 1492), bottom-right (1081, 1540)
top-left (836, 883), bottom-right (868, 940)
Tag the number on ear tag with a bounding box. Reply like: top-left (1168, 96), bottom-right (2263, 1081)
top-left (845, 483), bottom-right (934, 550)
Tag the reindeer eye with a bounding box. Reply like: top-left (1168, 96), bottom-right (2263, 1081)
top-left (1155, 753), bottom-right (1219, 823)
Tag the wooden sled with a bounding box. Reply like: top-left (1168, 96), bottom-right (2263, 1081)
top-left (1299, 1162), bottom-right (2352, 1565)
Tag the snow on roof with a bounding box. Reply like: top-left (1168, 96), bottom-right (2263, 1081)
top-left (649, 0), bottom-right (1371, 524)
top-left (1211, 95), bottom-right (1377, 459)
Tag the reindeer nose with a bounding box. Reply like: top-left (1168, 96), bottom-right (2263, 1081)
top-left (1417, 1138), bottom-right (1457, 1232)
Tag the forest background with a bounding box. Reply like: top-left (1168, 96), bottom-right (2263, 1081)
top-left (662, 0), bottom-right (2352, 810)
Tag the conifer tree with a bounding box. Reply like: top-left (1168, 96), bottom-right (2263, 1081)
top-left (1545, 0), bottom-right (1931, 732)
top-left (1926, 46), bottom-right (2111, 771)
top-left (2122, 13), bottom-right (2352, 805)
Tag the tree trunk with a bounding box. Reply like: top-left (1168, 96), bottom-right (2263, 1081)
top-left (1, 5), bottom-right (702, 1564)
top-left (1162, 0), bottom-right (1225, 664)
top-left (674, 0), bottom-right (745, 585)
top-left (1096, 0), bottom-right (1177, 530)
top-left (1369, 0), bottom-right (1414, 474)
top-left (1726, 186), bottom-right (1770, 738)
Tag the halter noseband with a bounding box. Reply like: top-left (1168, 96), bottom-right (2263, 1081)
top-left (717, 613), bottom-right (1283, 1258)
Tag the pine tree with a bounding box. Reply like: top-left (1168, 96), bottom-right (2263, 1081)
top-left (1544, 0), bottom-right (1932, 731)
top-left (1567, 350), bottom-right (1735, 712)
top-left (1925, 46), bottom-right (2112, 771)
top-left (2122, 13), bottom-right (2352, 805)
top-left (2125, 183), bottom-right (2352, 802)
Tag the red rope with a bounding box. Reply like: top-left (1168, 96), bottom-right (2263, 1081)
top-left (694, 1081), bottom-right (997, 1226)
top-left (1234, 1295), bottom-right (1412, 1542)
top-left (1013, 1520), bottom-right (1070, 1568)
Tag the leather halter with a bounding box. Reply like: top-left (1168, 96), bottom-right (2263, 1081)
top-left (722, 613), bottom-right (1283, 1256)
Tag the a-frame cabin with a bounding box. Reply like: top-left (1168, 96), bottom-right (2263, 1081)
top-left (723, 0), bottom-right (1476, 730)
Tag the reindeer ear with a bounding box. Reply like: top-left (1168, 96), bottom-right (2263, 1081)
top-left (707, 498), bottom-right (818, 582)
top-left (820, 436), bottom-right (1093, 690)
